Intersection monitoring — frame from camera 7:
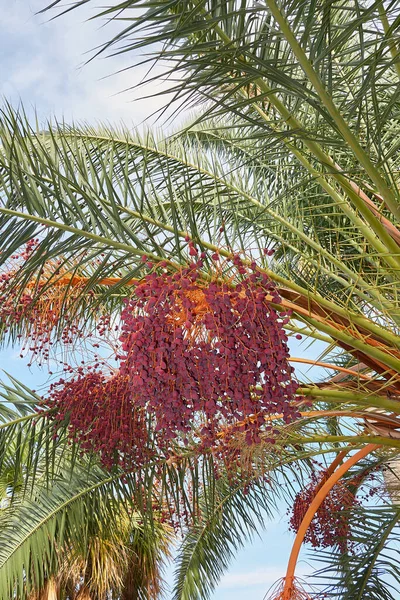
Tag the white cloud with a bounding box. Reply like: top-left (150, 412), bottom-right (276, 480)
top-left (0, 0), bottom-right (180, 127)
top-left (218, 565), bottom-right (312, 589)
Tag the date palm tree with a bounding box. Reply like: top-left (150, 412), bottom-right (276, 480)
top-left (1, 0), bottom-right (400, 597)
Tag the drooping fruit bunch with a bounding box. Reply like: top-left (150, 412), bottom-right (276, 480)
top-left (289, 469), bottom-right (361, 551)
top-left (38, 245), bottom-right (300, 469)
top-left (0, 241), bottom-right (117, 366)
top-left (119, 252), bottom-right (299, 449)
top-left (47, 370), bottom-right (152, 469)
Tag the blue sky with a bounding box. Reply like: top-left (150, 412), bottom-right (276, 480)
top-left (0, 2), bottom-right (328, 598)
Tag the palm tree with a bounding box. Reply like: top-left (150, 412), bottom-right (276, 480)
top-left (1, 0), bottom-right (400, 597)
top-left (0, 375), bottom-right (174, 600)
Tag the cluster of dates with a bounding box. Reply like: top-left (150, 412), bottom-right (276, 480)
top-left (0, 240), bottom-right (94, 366)
top-left (45, 250), bottom-right (300, 467)
top-left (47, 370), bottom-right (152, 469)
top-left (289, 469), bottom-right (361, 551)
top-left (118, 254), bottom-right (299, 449)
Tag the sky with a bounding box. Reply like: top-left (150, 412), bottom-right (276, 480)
top-left (0, 2), bottom-right (327, 598)
top-left (1, 0), bottom-right (174, 126)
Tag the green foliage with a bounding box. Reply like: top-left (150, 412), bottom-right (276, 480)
top-left (315, 505), bottom-right (400, 600)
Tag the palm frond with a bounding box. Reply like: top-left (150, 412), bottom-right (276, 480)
top-left (0, 462), bottom-right (132, 600)
top-left (173, 475), bottom-right (274, 600)
top-left (314, 504), bottom-right (400, 600)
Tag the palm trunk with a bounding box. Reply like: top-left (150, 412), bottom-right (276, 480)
top-left (37, 578), bottom-right (59, 600)
top-left (384, 457), bottom-right (400, 503)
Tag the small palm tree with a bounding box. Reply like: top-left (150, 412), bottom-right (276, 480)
top-left (0, 378), bottom-right (173, 600)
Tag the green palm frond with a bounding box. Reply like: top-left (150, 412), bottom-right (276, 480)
top-left (314, 505), bottom-right (400, 600)
top-left (173, 475), bottom-right (273, 600)
top-left (0, 462), bottom-right (131, 600)
top-left (0, 373), bottom-right (333, 600)
top-left (1, 107), bottom-right (399, 362)
top-left (40, 2), bottom-right (400, 197)
top-left (0, 374), bottom-right (63, 493)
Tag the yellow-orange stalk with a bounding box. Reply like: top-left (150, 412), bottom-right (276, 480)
top-left (280, 444), bottom-right (379, 600)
